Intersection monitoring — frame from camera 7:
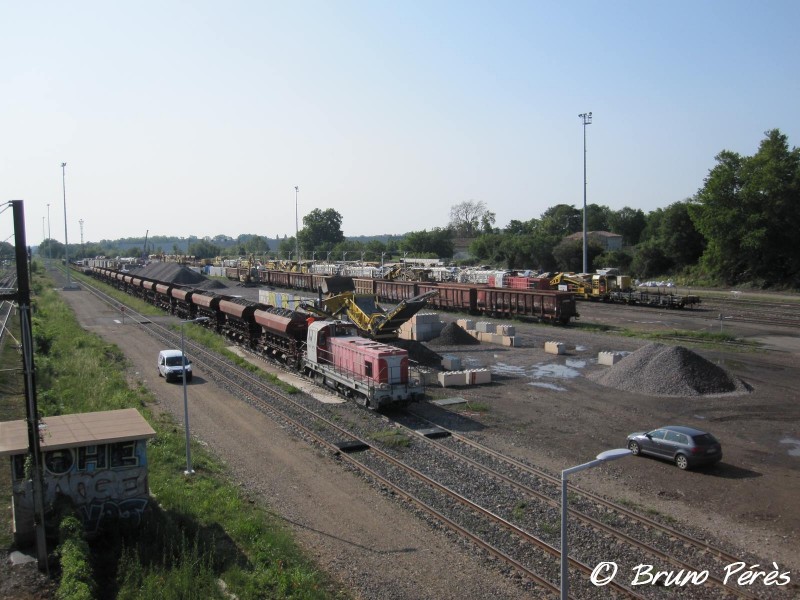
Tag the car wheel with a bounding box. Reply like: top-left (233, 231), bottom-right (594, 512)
top-left (675, 454), bottom-right (689, 470)
top-left (186, 374), bottom-right (193, 382)
top-left (628, 441), bottom-right (641, 456)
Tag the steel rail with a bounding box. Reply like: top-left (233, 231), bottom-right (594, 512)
top-left (399, 413), bottom-right (759, 600)
top-left (406, 410), bottom-right (760, 599)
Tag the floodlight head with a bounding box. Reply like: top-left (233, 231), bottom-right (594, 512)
top-left (61, 162), bottom-right (67, 168)
top-left (596, 448), bottom-right (631, 462)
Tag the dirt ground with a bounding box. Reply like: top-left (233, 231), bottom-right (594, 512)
top-left (5, 281), bottom-right (799, 599)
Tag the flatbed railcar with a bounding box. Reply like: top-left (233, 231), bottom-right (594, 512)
top-left (609, 289), bottom-right (701, 308)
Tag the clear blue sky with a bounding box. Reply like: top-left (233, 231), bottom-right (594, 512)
top-left (2, 1), bottom-right (798, 247)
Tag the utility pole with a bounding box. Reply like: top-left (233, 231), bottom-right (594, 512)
top-left (79, 219), bottom-right (84, 260)
top-left (9, 200), bottom-right (49, 571)
top-left (579, 112), bottom-right (592, 274)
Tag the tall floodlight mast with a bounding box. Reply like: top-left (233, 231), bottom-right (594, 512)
top-left (578, 112), bottom-right (592, 274)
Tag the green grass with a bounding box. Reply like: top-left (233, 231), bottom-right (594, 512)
top-left (461, 401), bottom-right (490, 413)
top-left (1, 264), bottom-right (348, 599)
top-left (368, 429), bottom-right (411, 448)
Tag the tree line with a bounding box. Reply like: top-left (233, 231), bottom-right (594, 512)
top-left (39, 129), bottom-right (799, 289)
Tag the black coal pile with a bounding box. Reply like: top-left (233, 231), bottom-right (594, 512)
top-left (436, 322), bottom-right (481, 346)
top-left (393, 339), bottom-right (443, 368)
top-left (590, 343), bottom-right (746, 396)
top-left (131, 263), bottom-right (227, 289)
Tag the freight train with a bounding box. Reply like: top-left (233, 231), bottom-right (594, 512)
top-left (89, 266), bottom-right (424, 409)
top-left (217, 267), bottom-right (579, 324)
top-left (219, 262), bottom-right (698, 310)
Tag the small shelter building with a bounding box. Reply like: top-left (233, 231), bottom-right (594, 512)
top-left (0, 408), bottom-right (156, 543)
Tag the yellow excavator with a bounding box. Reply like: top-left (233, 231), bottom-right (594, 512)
top-left (549, 272), bottom-right (592, 297)
top-left (300, 276), bottom-right (438, 340)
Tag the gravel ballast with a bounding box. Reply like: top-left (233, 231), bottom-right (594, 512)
top-left (589, 342), bottom-right (748, 396)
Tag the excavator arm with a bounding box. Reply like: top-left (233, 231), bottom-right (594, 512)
top-left (300, 289), bottom-right (438, 340)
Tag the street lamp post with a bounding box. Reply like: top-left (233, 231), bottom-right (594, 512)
top-left (561, 448), bottom-right (630, 600)
top-left (294, 186), bottom-right (300, 261)
top-left (180, 317), bottom-right (209, 475)
top-left (578, 112), bottom-right (592, 274)
top-left (61, 162), bottom-right (76, 289)
top-left (46, 203), bottom-right (51, 261)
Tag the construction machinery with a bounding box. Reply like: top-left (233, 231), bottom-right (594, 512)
top-left (300, 276), bottom-right (438, 340)
top-left (549, 272), bottom-right (592, 297)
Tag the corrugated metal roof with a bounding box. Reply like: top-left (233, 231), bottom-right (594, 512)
top-left (0, 408), bottom-right (156, 456)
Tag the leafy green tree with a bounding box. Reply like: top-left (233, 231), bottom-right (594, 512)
top-left (540, 204), bottom-right (581, 237)
top-left (630, 240), bottom-right (673, 278)
top-left (470, 233), bottom-right (504, 264)
top-left (187, 239), bottom-right (222, 260)
top-left (585, 204), bottom-right (611, 232)
top-left (689, 129), bottom-right (800, 287)
top-left (608, 206), bottom-right (647, 245)
top-left (39, 239), bottom-right (65, 259)
top-left (278, 237), bottom-right (296, 257)
top-left (657, 202), bottom-right (705, 270)
top-left (400, 228), bottom-right (454, 257)
top-left (298, 209), bottom-right (345, 251)
top-left (552, 238), bottom-right (604, 273)
top-left (594, 249), bottom-right (633, 273)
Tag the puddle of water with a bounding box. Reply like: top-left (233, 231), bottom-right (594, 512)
top-left (565, 358), bottom-right (586, 369)
top-left (491, 362), bottom-right (527, 376)
top-left (575, 345), bottom-right (587, 352)
top-left (693, 414), bottom-right (707, 420)
top-left (529, 382), bottom-right (567, 391)
top-left (779, 437), bottom-right (800, 457)
top-left (529, 362), bottom-right (582, 379)
top-left (463, 357), bottom-right (483, 368)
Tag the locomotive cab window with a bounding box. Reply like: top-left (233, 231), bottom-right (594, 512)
top-left (364, 361), bottom-right (373, 377)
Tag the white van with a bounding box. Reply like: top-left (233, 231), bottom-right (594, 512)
top-left (157, 349), bottom-right (193, 382)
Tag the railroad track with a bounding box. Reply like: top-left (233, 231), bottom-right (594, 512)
top-left (394, 409), bottom-right (768, 599)
top-left (698, 296), bottom-right (800, 329)
top-left (66, 273), bottom-right (796, 599)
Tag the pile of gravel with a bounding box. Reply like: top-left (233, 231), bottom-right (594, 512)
top-left (436, 322), bottom-right (481, 345)
top-left (591, 343), bottom-right (744, 396)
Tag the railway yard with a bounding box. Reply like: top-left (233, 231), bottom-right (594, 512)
top-left (15, 264), bottom-right (800, 599)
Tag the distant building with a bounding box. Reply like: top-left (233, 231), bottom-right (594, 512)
top-left (564, 231), bottom-right (623, 251)
top-left (0, 408), bottom-right (156, 542)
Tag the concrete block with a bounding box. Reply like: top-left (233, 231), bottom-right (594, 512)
top-left (441, 355), bottom-right (462, 371)
top-left (413, 312), bottom-right (440, 325)
top-left (476, 321), bottom-right (497, 333)
top-left (598, 351), bottom-right (624, 366)
top-left (497, 324), bottom-right (516, 336)
top-left (457, 318), bottom-right (475, 331)
top-left (438, 371), bottom-right (464, 387)
top-left (465, 369), bottom-right (491, 384)
top-left (420, 370), bottom-right (440, 385)
top-left (545, 341), bottom-right (566, 355)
